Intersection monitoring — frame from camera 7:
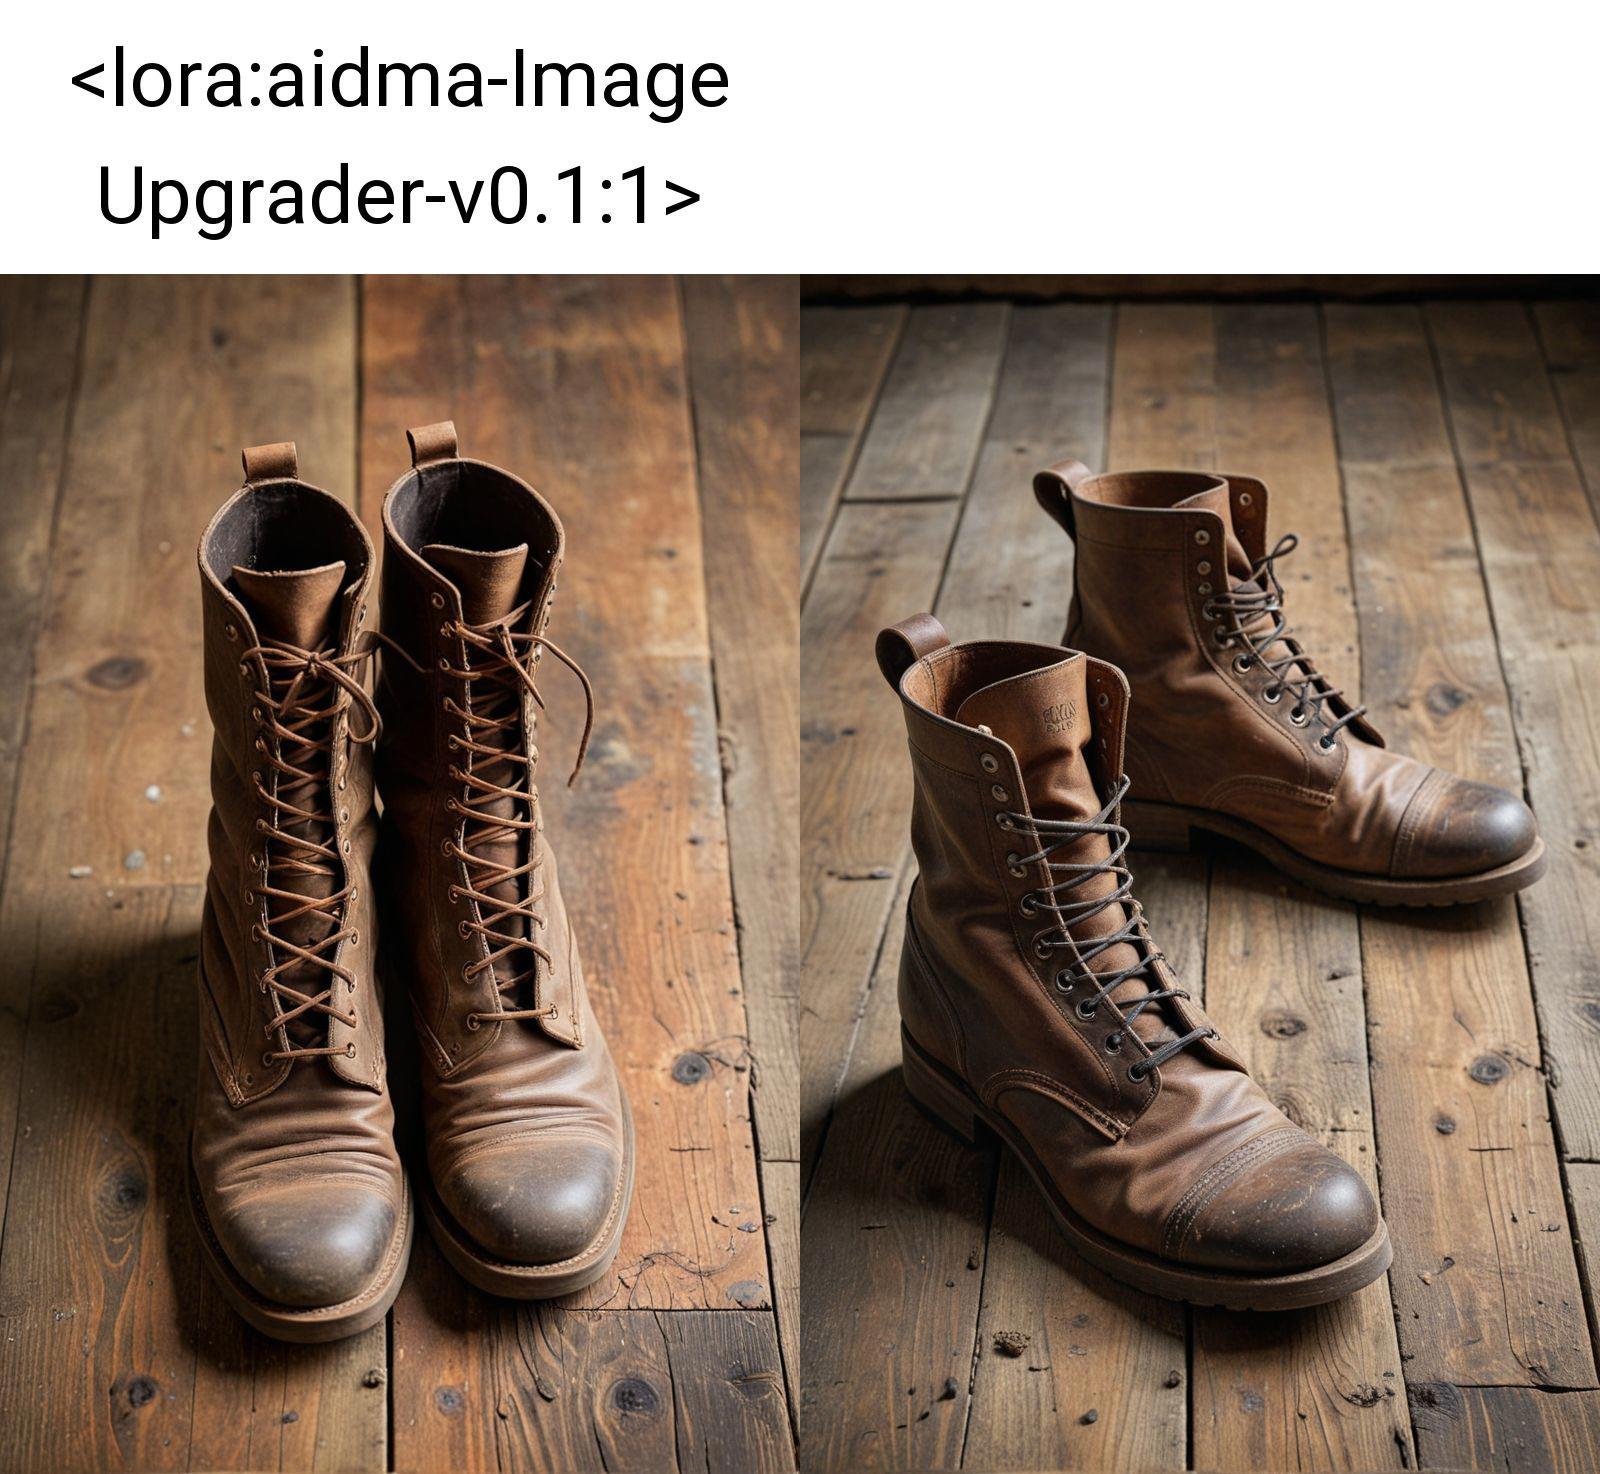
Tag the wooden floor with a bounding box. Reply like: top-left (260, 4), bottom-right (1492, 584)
top-left (800, 297), bottom-right (1600, 1471)
top-left (0, 276), bottom-right (797, 1472)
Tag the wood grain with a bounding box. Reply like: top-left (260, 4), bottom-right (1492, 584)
top-left (680, 275), bottom-right (801, 1426)
top-left (0, 278), bottom-right (84, 888)
top-left (1532, 299), bottom-right (1600, 514)
top-left (4, 276), bottom-right (359, 890)
top-left (1410, 1385), bottom-right (1600, 1471)
top-left (844, 305), bottom-right (1008, 501)
top-left (1328, 302), bottom-right (1595, 1388)
top-left (801, 306), bottom-right (904, 586)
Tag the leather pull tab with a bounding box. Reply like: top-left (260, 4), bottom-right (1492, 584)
top-left (241, 442), bottom-right (297, 484)
top-left (1033, 458), bottom-right (1092, 540)
top-left (875, 613), bottom-right (950, 689)
top-left (407, 421), bottom-right (458, 467)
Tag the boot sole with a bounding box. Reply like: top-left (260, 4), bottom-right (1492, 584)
top-left (417, 1095), bottom-right (636, 1300)
top-left (901, 1028), bottom-right (1392, 1311)
top-left (1123, 797), bottom-right (1547, 906)
top-left (186, 1142), bottom-right (414, 1343)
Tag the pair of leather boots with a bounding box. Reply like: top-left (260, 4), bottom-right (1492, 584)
top-left (190, 425), bottom-right (631, 1341)
top-left (883, 463), bottom-right (1545, 1311)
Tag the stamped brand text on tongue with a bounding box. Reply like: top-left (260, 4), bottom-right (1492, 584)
top-left (1041, 698), bottom-right (1079, 735)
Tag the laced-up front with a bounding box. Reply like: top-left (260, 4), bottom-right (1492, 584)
top-left (390, 601), bottom-right (594, 1030)
top-left (243, 638), bottom-right (381, 1064)
top-left (1008, 774), bottom-right (1214, 1080)
top-left (1203, 533), bottom-right (1367, 749)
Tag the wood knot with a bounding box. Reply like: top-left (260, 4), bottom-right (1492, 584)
top-left (1424, 682), bottom-right (1470, 718)
top-left (671, 1051), bottom-right (711, 1085)
top-left (87, 656), bottom-right (148, 691)
top-left (610, 1377), bottom-right (661, 1416)
top-left (1468, 1054), bottom-right (1509, 1085)
top-left (1259, 1012), bottom-right (1307, 1039)
top-left (1434, 1115), bottom-right (1457, 1135)
top-left (124, 1376), bottom-right (158, 1408)
top-left (434, 1386), bottom-right (465, 1416)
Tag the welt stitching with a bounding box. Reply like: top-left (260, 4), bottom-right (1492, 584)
top-left (1162, 1127), bottom-right (1302, 1257)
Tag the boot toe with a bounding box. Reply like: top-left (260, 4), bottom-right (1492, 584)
top-left (223, 1183), bottom-right (396, 1309)
top-left (1170, 1134), bottom-right (1379, 1274)
top-left (1397, 773), bottom-right (1538, 878)
top-left (442, 1135), bottom-right (619, 1266)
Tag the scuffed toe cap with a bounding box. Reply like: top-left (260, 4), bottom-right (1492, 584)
top-left (1166, 1131), bottom-right (1380, 1274)
top-left (440, 1135), bottom-right (621, 1266)
top-left (1395, 771), bottom-right (1539, 879)
top-left (221, 1183), bottom-right (396, 1309)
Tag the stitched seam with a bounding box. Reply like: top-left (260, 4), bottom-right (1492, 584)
top-left (1392, 767), bottom-right (1441, 877)
top-left (1162, 1127), bottom-right (1303, 1257)
top-left (1201, 774), bottom-right (1336, 810)
top-left (981, 1069), bottom-right (1127, 1140)
top-left (450, 1124), bottom-right (619, 1170)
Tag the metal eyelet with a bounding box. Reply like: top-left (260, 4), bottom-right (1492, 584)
top-left (1197, 561), bottom-right (1211, 575)
top-left (342, 839), bottom-right (351, 854)
top-left (349, 930), bottom-right (359, 947)
top-left (437, 659), bottom-right (450, 672)
top-left (1105, 1032), bottom-right (1123, 1054)
top-left (1201, 607), bottom-right (1218, 622)
top-left (1319, 734), bottom-right (1337, 751)
top-left (1076, 999), bottom-right (1098, 1021)
top-left (996, 813), bottom-right (1014, 830)
top-left (346, 1043), bottom-right (356, 1058)
top-left (340, 809), bottom-right (349, 824)
top-left (225, 624), bottom-right (239, 641)
top-left (1006, 853), bottom-right (1026, 879)
top-left (458, 920), bottom-right (471, 938)
top-left (1232, 654), bottom-right (1253, 674)
top-left (1019, 894), bottom-right (1038, 918)
top-left (1194, 529), bottom-right (1210, 546)
top-left (1197, 582), bottom-right (1212, 596)
top-left (1033, 937), bottom-right (1053, 960)
top-left (1129, 1062), bottom-right (1149, 1083)
top-left (465, 1013), bottom-right (481, 1031)
top-left (262, 1051), bottom-right (277, 1068)
top-left (1213, 627), bottom-right (1230, 645)
top-left (1055, 970), bottom-right (1074, 993)
top-left (243, 889), bottom-right (254, 904)
top-left (1097, 693), bottom-right (1109, 710)
top-left (430, 592), bottom-right (445, 610)
top-left (980, 753), bottom-right (999, 774)
top-left (460, 964), bottom-right (473, 982)
top-left (1261, 686), bottom-right (1282, 705)
top-left (249, 923), bottom-right (262, 941)
top-left (447, 885), bottom-right (461, 903)
top-left (250, 706), bottom-right (262, 723)
top-left (446, 735), bottom-right (460, 750)
top-left (1238, 492), bottom-right (1253, 507)
top-left (991, 785), bottom-right (1008, 803)
top-left (442, 838), bottom-right (455, 856)
top-left (1289, 707), bottom-right (1309, 727)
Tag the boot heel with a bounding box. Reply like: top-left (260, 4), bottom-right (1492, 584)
top-left (901, 1030), bottom-right (981, 1146)
top-left (1122, 799), bottom-right (1195, 854)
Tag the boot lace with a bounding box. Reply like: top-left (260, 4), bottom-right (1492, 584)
top-left (1203, 533), bottom-right (1366, 750)
top-left (1009, 774), bottom-right (1214, 1080)
top-left (242, 638), bottom-right (381, 1065)
top-left (384, 601), bottom-right (594, 1029)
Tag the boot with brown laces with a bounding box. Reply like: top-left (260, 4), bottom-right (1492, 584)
top-left (1034, 462), bottom-right (1545, 905)
top-left (191, 443), bottom-right (411, 1341)
top-left (879, 614), bottom-right (1390, 1309)
top-left (374, 422), bottom-right (633, 1297)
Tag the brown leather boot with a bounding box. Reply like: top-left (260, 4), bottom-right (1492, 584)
top-left (375, 421), bottom-right (633, 1298)
top-left (191, 443), bottom-right (412, 1342)
top-left (879, 614), bottom-right (1390, 1310)
top-left (1035, 462), bottom-right (1545, 905)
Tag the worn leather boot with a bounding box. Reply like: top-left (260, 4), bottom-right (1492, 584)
top-left (1034, 462), bottom-right (1545, 905)
top-left (880, 614), bottom-right (1390, 1309)
top-left (191, 443), bottom-right (411, 1341)
top-left (375, 422), bottom-right (633, 1297)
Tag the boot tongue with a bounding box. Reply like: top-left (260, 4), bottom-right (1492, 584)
top-left (1173, 483), bottom-right (1252, 582)
top-left (955, 656), bottom-right (1160, 1040)
top-left (955, 654), bottom-right (1097, 825)
top-left (422, 543), bottom-right (529, 624)
top-left (231, 562), bottom-right (347, 649)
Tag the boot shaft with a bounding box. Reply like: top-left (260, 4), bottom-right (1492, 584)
top-left (196, 442), bottom-right (382, 1099)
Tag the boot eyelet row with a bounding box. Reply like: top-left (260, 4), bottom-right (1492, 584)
top-left (980, 753), bottom-right (999, 774)
top-left (1262, 686), bottom-right (1282, 705)
top-left (1006, 853), bottom-right (1026, 878)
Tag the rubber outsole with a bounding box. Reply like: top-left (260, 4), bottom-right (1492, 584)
top-left (187, 1145), bottom-right (414, 1344)
top-left (900, 1028), bottom-right (1392, 1311)
top-left (417, 1096), bottom-right (636, 1300)
top-left (1122, 796), bottom-right (1547, 907)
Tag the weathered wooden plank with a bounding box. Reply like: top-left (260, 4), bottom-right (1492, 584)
top-left (799, 499), bottom-right (962, 1180)
top-left (844, 304), bottom-right (1008, 501)
top-left (5, 277), bottom-right (359, 889)
top-left (0, 278), bottom-right (84, 888)
top-left (1410, 1385), bottom-right (1600, 1472)
top-left (396, 1295), bottom-right (791, 1473)
top-left (1328, 302), bottom-right (1595, 1388)
top-left (362, 276), bottom-right (769, 1338)
top-left (1426, 301), bottom-right (1600, 1172)
top-left (799, 867), bottom-right (995, 1473)
top-left (680, 275), bottom-right (800, 1432)
top-left (801, 306), bottom-right (904, 585)
top-left (1533, 299), bottom-right (1600, 515)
